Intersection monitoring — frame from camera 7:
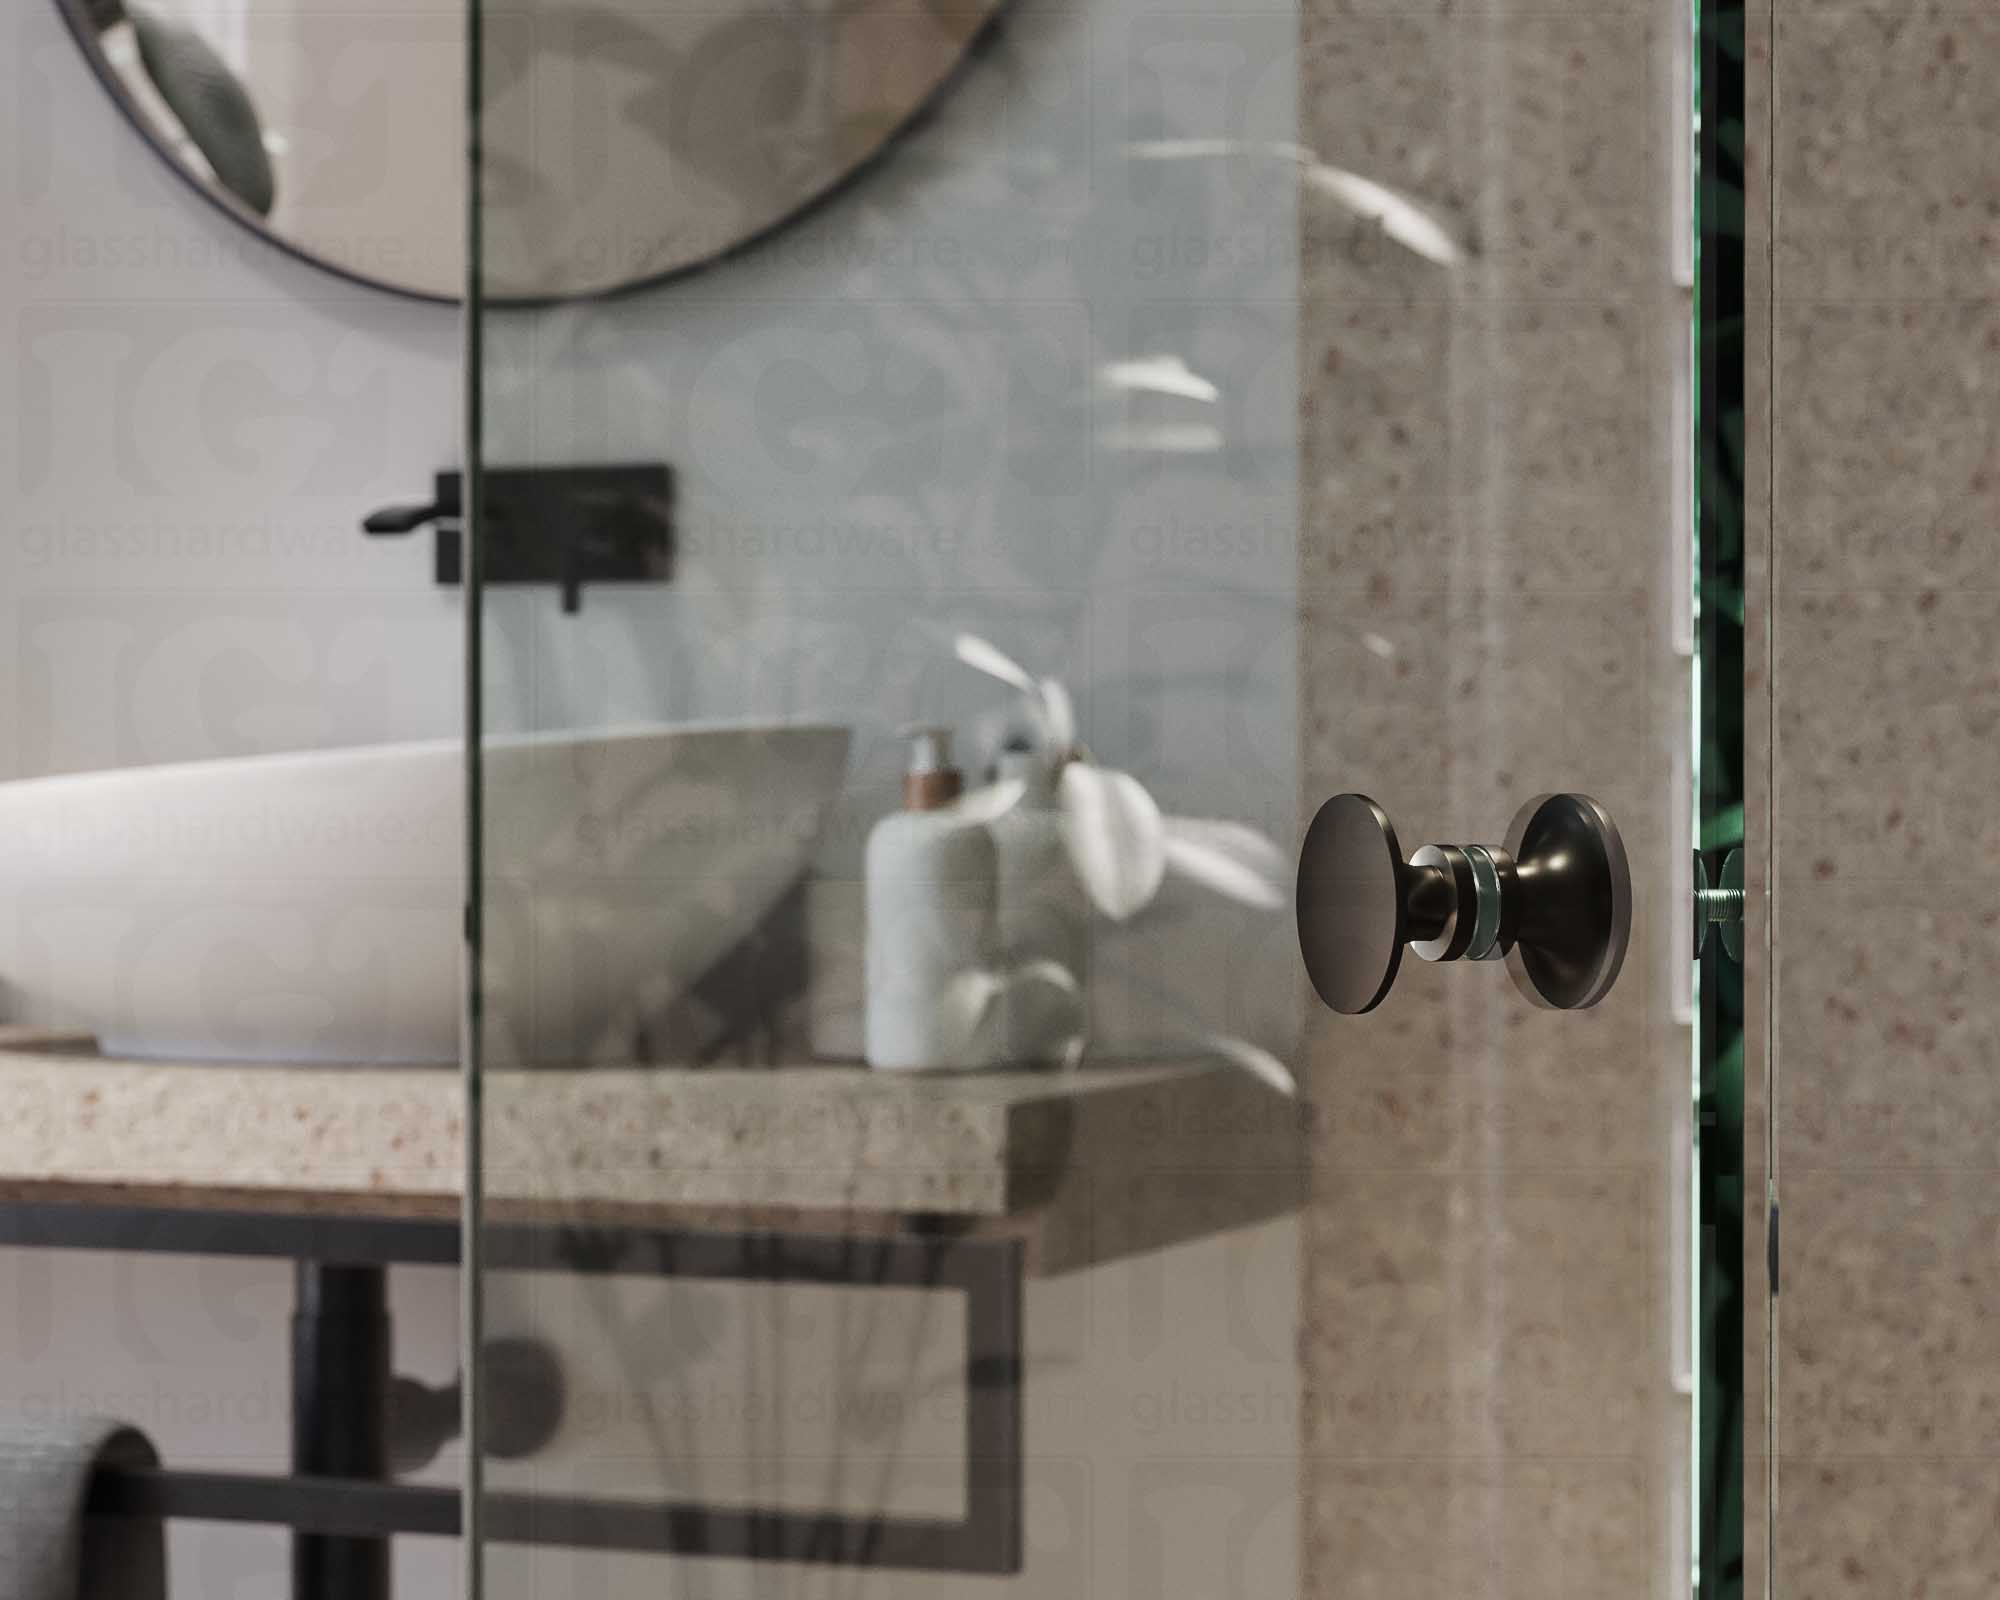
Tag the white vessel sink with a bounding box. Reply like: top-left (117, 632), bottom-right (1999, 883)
top-left (0, 722), bottom-right (850, 1064)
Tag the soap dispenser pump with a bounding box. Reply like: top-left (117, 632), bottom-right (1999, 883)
top-left (864, 727), bottom-right (1000, 1072)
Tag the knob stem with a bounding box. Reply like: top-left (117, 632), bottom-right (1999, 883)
top-left (1403, 861), bottom-right (1455, 947)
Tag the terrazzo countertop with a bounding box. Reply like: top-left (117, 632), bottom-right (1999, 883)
top-left (0, 1030), bottom-right (1303, 1274)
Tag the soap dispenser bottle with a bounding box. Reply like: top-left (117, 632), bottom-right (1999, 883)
top-left (864, 728), bottom-right (1000, 1071)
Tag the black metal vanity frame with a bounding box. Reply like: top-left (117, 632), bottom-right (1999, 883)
top-left (0, 1204), bottom-right (1024, 1594)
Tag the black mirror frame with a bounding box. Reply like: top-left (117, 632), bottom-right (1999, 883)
top-left (49, 0), bottom-right (1012, 308)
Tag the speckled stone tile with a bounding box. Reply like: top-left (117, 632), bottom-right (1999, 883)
top-left (1773, 551), bottom-right (2000, 1571)
top-left (1299, 14), bottom-right (1453, 287)
top-left (1303, 992), bottom-right (1656, 1176)
top-left (1775, 299), bottom-right (2000, 591)
top-left (1778, 882), bottom-right (2000, 1173)
top-left (1470, 15), bottom-right (1663, 298)
top-left (1303, 303), bottom-right (1659, 596)
top-left (0, 1052), bottom-right (1300, 1272)
top-left (1302, 593), bottom-right (1656, 818)
top-left (1776, 7), bottom-right (2000, 300)
top-left (1303, 1168), bottom-right (1657, 1461)
top-left (1775, 589), bottom-right (2000, 880)
top-left (1301, 12), bottom-right (1660, 302)
top-left (1776, 1461), bottom-right (2000, 1596)
top-left (1776, 0), bottom-right (2000, 8)
top-left (1303, 1458), bottom-right (1653, 1598)
top-left (1743, 2), bottom-right (1773, 1588)
top-left (1299, 586), bottom-right (1665, 1174)
top-left (1299, 1), bottom-right (1684, 1593)
top-left (1770, 0), bottom-right (2000, 1583)
top-left (1316, 0), bottom-right (1650, 14)
top-left (1780, 1169), bottom-right (2000, 1464)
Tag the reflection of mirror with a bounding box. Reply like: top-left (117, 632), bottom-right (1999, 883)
top-left (54, 0), bottom-right (1006, 303)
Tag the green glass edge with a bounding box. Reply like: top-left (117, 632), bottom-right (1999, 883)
top-left (1696, 0), bottom-right (1747, 1594)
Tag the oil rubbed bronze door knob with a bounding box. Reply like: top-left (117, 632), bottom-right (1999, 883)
top-left (1296, 793), bottom-right (1631, 1014)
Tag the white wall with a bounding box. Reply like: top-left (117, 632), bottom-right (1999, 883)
top-left (3, 7), bottom-right (463, 779)
top-left (2, 0), bottom-right (1301, 1593)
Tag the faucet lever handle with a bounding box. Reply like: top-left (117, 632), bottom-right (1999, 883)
top-left (363, 500), bottom-right (448, 536)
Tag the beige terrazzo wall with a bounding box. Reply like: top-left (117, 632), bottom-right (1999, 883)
top-left (1771, 3), bottom-right (2000, 1593)
top-left (1744, 1), bottom-right (1773, 1594)
top-left (1298, 2), bottom-right (1689, 1595)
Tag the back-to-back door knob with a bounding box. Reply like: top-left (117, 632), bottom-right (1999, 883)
top-left (1296, 793), bottom-right (1631, 1014)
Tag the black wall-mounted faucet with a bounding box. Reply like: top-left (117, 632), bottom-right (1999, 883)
top-left (363, 464), bottom-right (675, 614)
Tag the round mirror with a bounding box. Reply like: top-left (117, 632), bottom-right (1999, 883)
top-left (55, 0), bottom-right (1005, 303)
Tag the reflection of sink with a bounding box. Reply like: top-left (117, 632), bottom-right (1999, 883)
top-left (0, 722), bottom-right (850, 1064)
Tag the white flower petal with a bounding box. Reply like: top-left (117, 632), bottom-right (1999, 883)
top-left (1097, 355), bottom-right (1221, 404)
top-left (1038, 678), bottom-right (1077, 754)
top-left (939, 968), bottom-right (1006, 1044)
top-left (942, 777), bottom-right (1026, 826)
top-left (1202, 1033), bottom-right (1297, 1097)
top-left (1300, 164), bottom-right (1462, 267)
top-left (953, 632), bottom-right (1039, 694)
top-left (1010, 957), bottom-right (1082, 996)
top-left (1162, 817), bottom-right (1289, 911)
top-left (1058, 762), bottom-right (1166, 921)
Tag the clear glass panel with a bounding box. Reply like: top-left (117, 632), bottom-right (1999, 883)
top-left (464, 6), bottom-right (1720, 1600)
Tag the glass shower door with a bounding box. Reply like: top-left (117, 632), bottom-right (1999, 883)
top-left (460, 2), bottom-right (1727, 1598)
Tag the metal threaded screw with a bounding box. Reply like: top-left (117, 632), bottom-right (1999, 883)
top-left (1692, 849), bottom-right (1747, 960)
top-left (1696, 886), bottom-right (1745, 922)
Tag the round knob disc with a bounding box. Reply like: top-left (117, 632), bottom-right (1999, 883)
top-left (1296, 793), bottom-right (1407, 1015)
top-left (1692, 850), bottom-right (1713, 959)
top-left (1503, 793), bottom-right (1631, 1010)
top-left (1719, 847), bottom-right (1746, 962)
